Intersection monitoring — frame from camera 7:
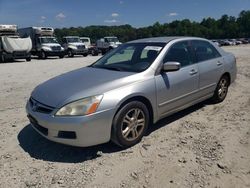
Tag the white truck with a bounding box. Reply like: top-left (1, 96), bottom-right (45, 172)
top-left (62, 36), bottom-right (88, 57)
top-left (0, 25), bottom-right (32, 63)
top-left (96, 36), bottom-right (122, 55)
top-left (80, 37), bottom-right (99, 56)
top-left (18, 27), bottom-right (64, 59)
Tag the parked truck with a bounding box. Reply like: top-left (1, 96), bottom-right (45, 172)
top-left (80, 37), bottom-right (99, 56)
top-left (18, 27), bottom-right (64, 59)
top-left (62, 36), bottom-right (88, 57)
top-left (96, 36), bottom-right (122, 55)
top-left (0, 25), bottom-right (32, 63)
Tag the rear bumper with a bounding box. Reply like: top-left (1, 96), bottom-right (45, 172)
top-left (26, 99), bottom-right (115, 147)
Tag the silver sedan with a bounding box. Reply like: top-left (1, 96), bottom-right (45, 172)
top-left (26, 37), bottom-right (237, 148)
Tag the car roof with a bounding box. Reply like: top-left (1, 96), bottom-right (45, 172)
top-left (127, 36), bottom-right (206, 44)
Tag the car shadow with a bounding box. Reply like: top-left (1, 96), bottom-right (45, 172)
top-left (18, 100), bottom-right (210, 163)
top-left (18, 125), bottom-right (122, 163)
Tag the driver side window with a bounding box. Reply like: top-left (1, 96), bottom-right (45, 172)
top-left (163, 41), bottom-right (195, 67)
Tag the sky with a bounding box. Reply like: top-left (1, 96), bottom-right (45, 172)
top-left (0, 0), bottom-right (250, 28)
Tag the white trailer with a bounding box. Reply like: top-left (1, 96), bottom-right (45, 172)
top-left (0, 25), bottom-right (32, 63)
top-left (18, 27), bottom-right (64, 59)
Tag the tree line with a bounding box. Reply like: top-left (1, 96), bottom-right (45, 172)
top-left (54, 10), bottom-right (250, 43)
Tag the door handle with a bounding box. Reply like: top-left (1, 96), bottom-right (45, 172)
top-left (189, 69), bottom-right (198, 75)
top-left (217, 61), bottom-right (223, 66)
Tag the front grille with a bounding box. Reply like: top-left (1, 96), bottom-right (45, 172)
top-left (29, 98), bottom-right (54, 114)
top-left (13, 51), bottom-right (26, 57)
top-left (77, 45), bottom-right (85, 50)
top-left (51, 46), bottom-right (61, 51)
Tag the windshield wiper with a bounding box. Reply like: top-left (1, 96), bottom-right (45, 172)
top-left (92, 66), bottom-right (122, 71)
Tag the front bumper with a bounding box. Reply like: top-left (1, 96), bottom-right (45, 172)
top-left (46, 51), bottom-right (64, 57)
top-left (26, 99), bottom-right (115, 147)
top-left (72, 49), bottom-right (88, 55)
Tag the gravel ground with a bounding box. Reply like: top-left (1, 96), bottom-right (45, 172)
top-left (0, 46), bottom-right (249, 188)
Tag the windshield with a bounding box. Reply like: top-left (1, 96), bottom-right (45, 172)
top-left (40, 37), bottom-right (58, 44)
top-left (67, 37), bottom-right (80, 43)
top-left (106, 37), bottom-right (119, 43)
top-left (91, 42), bottom-right (165, 72)
top-left (81, 38), bottom-right (89, 43)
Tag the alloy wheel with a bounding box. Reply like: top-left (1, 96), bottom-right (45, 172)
top-left (121, 108), bottom-right (145, 141)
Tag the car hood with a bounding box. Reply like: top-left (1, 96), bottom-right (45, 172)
top-left (68, 42), bottom-right (84, 46)
top-left (42, 43), bottom-right (61, 47)
top-left (31, 67), bottom-right (136, 108)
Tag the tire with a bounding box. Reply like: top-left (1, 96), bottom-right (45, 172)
top-left (39, 51), bottom-right (47, 59)
top-left (26, 57), bottom-right (31, 62)
top-left (68, 49), bottom-right (74, 57)
top-left (59, 54), bottom-right (64, 58)
top-left (211, 75), bottom-right (230, 103)
top-left (111, 101), bottom-right (149, 148)
top-left (91, 49), bottom-right (98, 56)
top-left (83, 53), bottom-right (88, 57)
top-left (0, 54), bottom-right (5, 63)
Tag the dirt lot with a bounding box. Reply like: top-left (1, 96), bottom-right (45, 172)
top-left (0, 46), bottom-right (249, 188)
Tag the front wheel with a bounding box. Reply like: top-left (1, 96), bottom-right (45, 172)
top-left (68, 49), bottom-right (74, 58)
top-left (211, 75), bottom-right (230, 103)
top-left (26, 57), bottom-right (31, 61)
top-left (39, 51), bottom-right (47, 59)
top-left (83, 53), bottom-right (88, 57)
top-left (111, 101), bottom-right (149, 148)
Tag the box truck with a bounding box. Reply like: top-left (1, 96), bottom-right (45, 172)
top-left (18, 27), bottom-right (64, 59)
top-left (0, 25), bottom-right (32, 63)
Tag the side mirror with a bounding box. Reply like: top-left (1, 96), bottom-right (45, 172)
top-left (162, 62), bottom-right (181, 72)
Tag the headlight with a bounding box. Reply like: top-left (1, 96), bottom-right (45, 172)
top-left (55, 95), bottom-right (103, 116)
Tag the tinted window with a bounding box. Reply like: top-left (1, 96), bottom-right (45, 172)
top-left (163, 41), bottom-right (195, 67)
top-left (192, 40), bottom-right (221, 62)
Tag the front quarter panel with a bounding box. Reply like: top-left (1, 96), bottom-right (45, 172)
top-left (98, 76), bottom-right (158, 123)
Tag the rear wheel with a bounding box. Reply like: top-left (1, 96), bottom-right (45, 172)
top-left (211, 75), bottom-right (230, 103)
top-left (111, 101), bottom-right (149, 148)
top-left (83, 53), bottom-right (88, 57)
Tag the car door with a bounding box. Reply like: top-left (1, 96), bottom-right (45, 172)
top-left (155, 40), bottom-right (199, 118)
top-left (192, 40), bottom-right (224, 97)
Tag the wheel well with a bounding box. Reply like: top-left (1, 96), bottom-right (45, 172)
top-left (116, 96), bottom-right (154, 125)
top-left (222, 72), bottom-right (231, 85)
